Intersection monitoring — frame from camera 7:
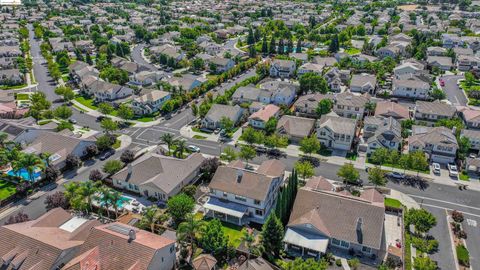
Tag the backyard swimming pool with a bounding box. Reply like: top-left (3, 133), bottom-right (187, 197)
top-left (7, 168), bottom-right (42, 181)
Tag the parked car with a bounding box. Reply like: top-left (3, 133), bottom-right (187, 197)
top-left (68, 118), bottom-right (77, 124)
top-left (448, 164), bottom-right (458, 178)
top-left (187, 145), bottom-right (200, 152)
top-left (96, 116), bottom-right (109, 122)
top-left (99, 149), bottom-right (115, 160)
top-left (387, 172), bottom-right (405, 180)
top-left (432, 163), bottom-right (441, 175)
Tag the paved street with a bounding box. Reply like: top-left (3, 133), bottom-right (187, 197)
top-left (441, 75), bottom-right (467, 106)
top-left (131, 44), bottom-right (159, 72)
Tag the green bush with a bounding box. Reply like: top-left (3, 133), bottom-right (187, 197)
top-left (411, 236), bottom-right (438, 254)
top-left (335, 259), bottom-right (342, 267)
top-left (457, 244), bottom-right (470, 267)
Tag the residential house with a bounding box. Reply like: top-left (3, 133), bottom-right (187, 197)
top-left (456, 54), bottom-right (480, 71)
top-left (312, 57), bottom-right (337, 67)
top-left (14, 130), bottom-right (96, 171)
top-left (376, 45), bottom-right (401, 59)
top-left (112, 150), bottom-right (205, 200)
top-left (461, 129), bottom-right (480, 151)
top-left (0, 208), bottom-right (100, 270)
top-left (427, 46), bottom-right (447, 56)
top-left (408, 125), bottom-right (458, 164)
top-left (269, 59), bottom-right (296, 78)
top-left (374, 101), bottom-right (410, 121)
top-left (258, 81), bottom-right (297, 106)
top-left (150, 44), bottom-right (185, 63)
top-left (204, 159), bottom-right (285, 225)
top-left (131, 90), bottom-right (171, 115)
top-left (199, 41), bottom-right (222, 56)
top-left (392, 74), bottom-right (431, 100)
top-left (393, 61), bottom-right (425, 77)
top-left (248, 104), bottom-right (280, 129)
top-left (284, 176), bottom-right (385, 259)
top-left (130, 70), bottom-right (164, 87)
top-left (277, 115), bottom-right (316, 143)
top-left (442, 34), bottom-right (464, 48)
top-left (84, 80), bottom-right (134, 102)
top-left (414, 100), bottom-right (456, 124)
top-left (0, 69), bottom-right (24, 85)
top-left (165, 74), bottom-right (207, 92)
top-left (293, 93), bottom-right (334, 118)
top-left (350, 74), bottom-right (377, 94)
top-left (317, 112), bottom-right (357, 151)
top-left (362, 116), bottom-right (402, 154)
top-left (324, 67), bottom-right (350, 92)
top-left (297, 63), bottom-right (323, 76)
top-left (333, 92), bottom-right (371, 119)
top-left (232, 86), bottom-right (261, 104)
top-left (208, 57), bottom-right (235, 74)
top-left (202, 104), bottom-right (244, 130)
top-left (427, 56), bottom-right (453, 71)
top-left (68, 61), bottom-right (99, 84)
top-left (62, 222), bottom-right (176, 270)
top-left (457, 106), bottom-right (480, 128)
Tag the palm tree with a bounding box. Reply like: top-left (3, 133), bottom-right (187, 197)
top-left (160, 133), bottom-right (174, 155)
top-left (40, 152), bottom-right (52, 167)
top-left (110, 190), bottom-right (122, 219)
top-left (177, 214), bottom-right (205, 262)
top-left (79, 181), bottom-right (99, 214)
top-left (140, 205), bottom-right (161, 233)
top-left (98, 187), bottom-right (114, 218)
top-left (174, 139), bottom-right (187, 158)
top-left (21, 153), bottom-right (45, 182)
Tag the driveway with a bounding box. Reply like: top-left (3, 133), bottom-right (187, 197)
top-left (441, 75), bottom-right (467, 106)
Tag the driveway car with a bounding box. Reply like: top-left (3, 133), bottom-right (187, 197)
top-left (99, 149), bottom-right (115, 160)
top-left (448, 164), bottom-right (458, 178)
top-left (387, 172), bottom-right (405, 180)
top-left (432, 163), bottom-right (441, 175)
top-left (187, 145), bottom-right (200, 152)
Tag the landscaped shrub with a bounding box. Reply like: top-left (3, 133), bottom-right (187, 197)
top-left (457, 244), bottom-right (470, 267)
top-left (452, 210), bottom-right (464, 223)
top-left (335, 259), bottom-right (342, 267)
top-left (411, 236), bottom-right (439, 254)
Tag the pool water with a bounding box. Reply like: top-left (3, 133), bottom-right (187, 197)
top-left (7, 168), bottom-right (42, 181)
top-left (99, 196), bottom-right (132, 208)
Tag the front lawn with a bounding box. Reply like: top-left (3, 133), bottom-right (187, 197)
top-left (0, 84), bottom-right (27, 90)
top-left (134, 116), bottom-right (154, 122)
top-left (16, 93), bottom-right (30, 100)
top-left (75, 96), bottom-right (98, 110)
top-left (0, 180), bottom-right (17, 201)
top-left (344, 47), bottom-right (361, 55)
top-left (384, 198), bottom-right (402, 209)
top-left (459, 172), bottom-right (470, 181)
top-left (193, 135), bottom-right (207, 140)
top-left (456, 244), bottom-right (470, 267)
top-left (112, 139), bottom-right (121, 149)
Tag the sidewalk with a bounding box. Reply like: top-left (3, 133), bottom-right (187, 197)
top-left (71, 100), bottom-right (164, 128)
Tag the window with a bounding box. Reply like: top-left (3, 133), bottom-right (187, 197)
top-left (332, 238), bottom-right (341, 246)
top-left (362, 246), bottom-right (372, 254)
top-left (235, 195), bottom-right (247, 202)
top-left (340, 240), bottom-right (350, 248)
top-left (254, 199), bottom-right (261, 205)
top-left (255, 209), bottom-right (263, 216)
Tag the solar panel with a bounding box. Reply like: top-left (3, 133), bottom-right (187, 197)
top-left (107, 224), bottom-right (131, 236)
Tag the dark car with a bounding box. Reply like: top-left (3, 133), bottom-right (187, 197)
top-left (99, 149), bottom-right (115, 160)
top-left (96, 116), bottom-right (107, 122)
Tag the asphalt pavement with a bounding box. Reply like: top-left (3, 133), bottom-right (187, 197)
top-left (441, 75), bottom-right (467, 106)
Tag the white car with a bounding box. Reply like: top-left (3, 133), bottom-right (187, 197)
top-left (187, 145), bottom-right (200, 153)
top-left (432, 163), bottom-right (441, 175)
top-left (448, 164), bottom-right (458, 178)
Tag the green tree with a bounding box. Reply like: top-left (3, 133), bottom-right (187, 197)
top-left (299, 72), bottom-right (329, 94)
top-left (97, 186), bottom-right (114, 218)
top-left (337, 163), bottom-right (360, 185)
top-left (264, 117), bottom-right (278, 135)
top-left (167, 193), bottom-right (195, 225)
top-left (20, 153), bottom-right (45, 182)
top-left (406, 208), bottom-right (437, 234)
top-left (54, 105), bottom-right (73, 120)
top-left (221, 147), bottom-right (237, 162)
top-left (458, 136), bottom-right (471, 161)
top-left (294, 160), bottom-right (314, 182)
top-left (79, 180), bottom-right (99, 214)
top-left (241, 127), bottom-right (262, 145)
top-left (409, 151), bottom-right (428, 176)
top-left (102, 160), bottom-right (123, 175)
top-left (296, 38), bottom-right (302, 53)
top-left (269, 36), bottom-right (276, 55)
top-left (261, 213), bottom-right (284, 257)
top-left (368, 166), bottom-right (386, 187)
top-left (262, 35), bottom-right (268, 54)
top-left (96, 135), bottom-right (114, 151)
top-left (369, 148), bottom-right (390, 168)
top-left (299, 135), bottom-right (321, 157)
top-left (100, 118), bottom-right (118, 134)
top-left (160, 133), bottom-right (174, 155)
top-left (413, 255), bottom-right (437, 270)
top-left (177, 213), bottom-right (206, 263)
top-left (139, 205), bottom-right (163, 233)
top-left (192, 57), bottom-right (204, 72)
top-left (98, 103), bottom-right (114, 115)
top-left (200, 219), bottom-right (229, 260)
top-left (219, 116), bottom-right (234, 133)
top-left (117, 104), bottom-right (134, 120)
top-left (279, 258), bottom-right (328, 270)
top-left (85, 52), bottom-right (93, 65)
top-left (316, 99), bottom-right (333, 117)
top-left (239, 145), bottom-right (256, 166)
top-left (174, 139), bottom-right (187, 158)
top-left (328, 34), bottom-right (339, 53)
top-left (54, 86), bottom-right (74, 102)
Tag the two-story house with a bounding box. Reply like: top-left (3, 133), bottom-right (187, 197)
top-left (333, 92), bottom-right (371, 119)
top-left (392, 74), bottom-right (431, 100)
top-left (204, 159), bottom-right (286, 225)
top-left (269, 59), bottom-right (296, 78)
top-left (284, 176), bottom-right (385, 260)
top-left (248, 104), bottom-right (280, 129)
top-left (258, 81), bottom-right (297, 106)
top-left (208, 57), bottom-right (235, 74)
top-left (457, 106), bottom-right (480, 129)
top-left (414, 100), bottom-right (456, 125)
top-left (350, 74), bottom-right (377, 94)
top-left (201, 104), bottom-right (244, 130)
top-left (461, 129), bottom-right (480, 151)
top-left (317, 111), bottom-right (357, 151)
top-left (362, 116), bottom-right (402, 154)
top-left (293, 93), bottom-right (334, 118)
top-left (408, 125), bottom-right (458, 164)
top-left (131, 90), bottom-right (171, 115)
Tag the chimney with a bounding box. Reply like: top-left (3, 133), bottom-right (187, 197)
top-left (356, 217), bottom-right (363, 244)
top-left (128, 229), bottom-right (136, 242)
top-left (236, 170), bottom-right (243, 183)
